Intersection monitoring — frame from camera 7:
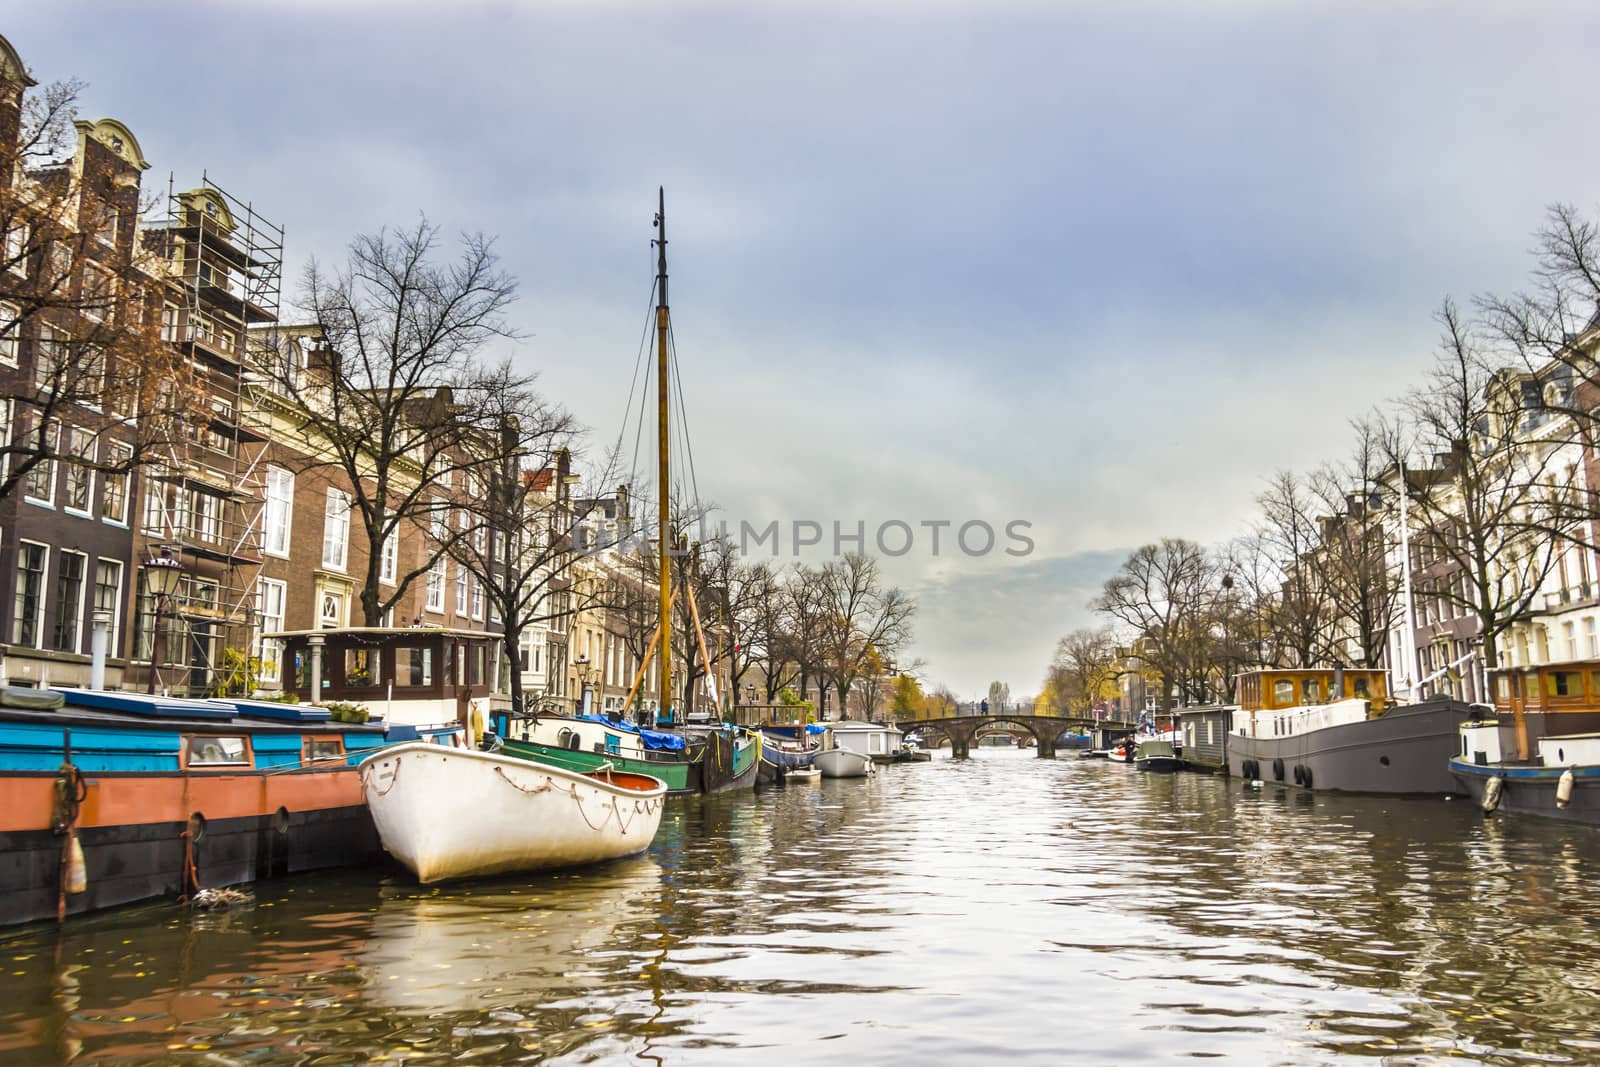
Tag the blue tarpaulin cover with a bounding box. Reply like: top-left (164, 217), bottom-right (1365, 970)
top-left (577, 714), bottom-right (686, 752)
top-left (806, 723), bottom-right (826, 735)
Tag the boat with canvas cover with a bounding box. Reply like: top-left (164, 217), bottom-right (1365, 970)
top-left (1134, 739), bottom-right (1187, 773)
top-left (502, 713), bottom-right (759, 794)
top-left (359, 742), bottom-right (666, 883)
top-left (0, 685), bottom-right (449, 928)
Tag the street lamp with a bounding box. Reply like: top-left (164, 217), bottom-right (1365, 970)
top-left (144, 547), bottom-right (183, 695)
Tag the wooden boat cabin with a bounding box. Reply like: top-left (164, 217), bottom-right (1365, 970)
top-left (268, 627), bottom-right (502, 731)
top-left (1466, 660), bottom-right (1600, 765)
top-left (1233, 668), bottom-right (1390, 740)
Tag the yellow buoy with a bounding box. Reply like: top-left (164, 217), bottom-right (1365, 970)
top-left (1556, 767), bottom-right (1575, 809)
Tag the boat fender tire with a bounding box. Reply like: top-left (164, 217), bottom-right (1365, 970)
top-left (1242, 758), bottom-right (1256, 780)
top-left (1272, 758), bottom-right (1285, 782)
top-left (1301, 766), bottom-right (1312, 789)
top-left (1293, 764), bottom-right (1304, 785)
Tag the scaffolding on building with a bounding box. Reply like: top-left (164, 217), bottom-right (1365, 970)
top-left (139, 173), bottom-right (282, 694)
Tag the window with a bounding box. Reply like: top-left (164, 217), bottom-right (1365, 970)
top-left (0, 302), bottom-right (18, 365)
top-left (12, 542), bottom-right (47, 646)
top-left (23, 420), bottom-right (57, 504)
top-left (256, 578), bottom-right (285, 684)
top-left (191, 491), bottom-right (220, 544)
top-left (397, 646), bottom-right (433, 687)
top-left (263, 466), bottom-right (292, 557)
top-left (94, 559), bottom-right (122, 652)
top-left (1546, 671), bottom-right (1580, 697)
top-left (62, 427), bottom-right (93, 513)
top-left (1588, 618), bottom-right (1599, 660)
top-left (425, 560), bottom-right (445, 612)
top-left (306, 738), bottom-right (343, 763)
top-left (92, 201), bottom-right (120, 247)
top-left (319, 590), bottom-right (343, 629)
top-left (456, 568), bottom-right (469, 614)
top-left (470, 576), bottom-right (484, 621)
top-left (345, 648), bottom-right (379, 688)
top-left (186, 736), bottom-right (250, 767)
top-left (81, 264), bottom-right (111, 323)
top-left (35, 325), bottom-right (68, 390)
top-left (379, 529), bottom-right (397, 584)
top-left (1301, 678), bottom-right (1322, 703)
top-left (321, 487), bottom-right (349, 570)
top-left (142, 482), bottom-right (168, 535)
top-left (1565, 622), bottom-right (1579, 662)
top-left (160, 303), bottom-right (180, 342)
top-left (4, 222), bottom-right (27, 275)
top-left (1272, 679), bottom-right (1294, 705)
top-left (78, 344), bottom-right (105, 409)
top-left (102, 442), bottom-right (131, 524)
top-left (50, 551), bottom-right (86, 652)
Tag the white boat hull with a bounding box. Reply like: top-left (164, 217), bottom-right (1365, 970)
top-left (359, 742), bottom-right (666, 884)
top-left (815, 749), bottom-right (874, 779)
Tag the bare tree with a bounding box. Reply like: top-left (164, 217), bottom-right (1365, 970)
top-left (1042, 627), bottom-right (1116, 715)
top-left (1256, 470), bottom-right (1333, 667)
top-left (1092, 538), bottom-right (1218, 711)
top-left (1395, 299), bottom-right (1578, 680)
top-left (816, 553), bottom-right (916, 720)
top-left (282, 218), bottom-right (519, 624)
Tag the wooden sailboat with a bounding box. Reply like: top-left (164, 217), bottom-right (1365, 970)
top-left (504, 189), bottom-right (760, 794)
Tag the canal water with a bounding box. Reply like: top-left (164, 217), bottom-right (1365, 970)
top-left (5, 750), bottom-right (1600, 1065)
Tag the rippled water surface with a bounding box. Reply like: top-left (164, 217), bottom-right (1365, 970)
top-left (6, 750), bottom-right (1600, 1064)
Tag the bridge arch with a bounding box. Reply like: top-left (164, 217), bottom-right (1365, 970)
top-left (897, 713), bottom-right (1133, 759)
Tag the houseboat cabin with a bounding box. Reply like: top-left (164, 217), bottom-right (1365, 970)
top-left (268, 628), bottom-right (502, 732)
top-left (1232, 668), bottom-right (1390, 741)
top-left (1463, 660), bottom-right (1600, 765)
top-left (828, 720), bottom-right (904, 763)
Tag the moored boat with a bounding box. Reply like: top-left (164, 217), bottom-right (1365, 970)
top-left (501, 714), bottom-right (759, 794)
top-left (1450, 661), bottom-right (1600, 825)
top-left (1134, 739), bottom-right (1187, 773)
top-left (359, 742), bottom-right (666, 883)
top-left (1227, 667), bottom-right (1469, 795)
top-left (815, 747), bottom-right (873, 778)
top-left (0, 686), bottom-right (444, 928)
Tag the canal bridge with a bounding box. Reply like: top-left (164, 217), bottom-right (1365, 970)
top-left (895, 712), bottom-right (1137, 759)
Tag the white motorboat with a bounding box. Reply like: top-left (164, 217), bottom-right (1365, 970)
top-left (359, 742), bottom-right (666, 884)
top-left (814, 748), bottom-right (874, 779)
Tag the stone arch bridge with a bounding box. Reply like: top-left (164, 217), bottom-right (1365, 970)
top-left (895, 714), bottom-right (1137, 759)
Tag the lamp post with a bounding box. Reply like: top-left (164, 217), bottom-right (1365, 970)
top-left (144, 547), bottom-right (183, 695)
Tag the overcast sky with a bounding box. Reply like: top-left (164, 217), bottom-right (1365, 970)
top-left (13, 1), bottom-right (1600, 698)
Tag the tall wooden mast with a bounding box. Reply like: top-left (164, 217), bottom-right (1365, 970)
top-left (654, 188), bottom-right (673, 721)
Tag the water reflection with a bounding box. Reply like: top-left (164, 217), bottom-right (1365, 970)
top-left (3, 750), bottom-right (1600, 1064)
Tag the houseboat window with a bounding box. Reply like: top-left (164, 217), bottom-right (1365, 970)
top-left (1591, 671), bottom-right (1600, 698)
top-left (1546, 671), bottom-right (1580, 697)
top-left (1352, 677), bottom-right (1371, 699)
top-left (306, 739), bottom-right (344, 762)
top-left (345, 647), bottom-right (380, 688)
top-left (468, 644), bottom-right (485, 686)
top-left (396, 647), bottom-right (432, 687)
top-left (187, 736), bottom-right (249, 766)
top-left (869, 733), bottom-right (884, 753)
top-left (1301, 678), bottom-right (1322, 703)
top-left (1273, 680), bottom-right (1295, 705)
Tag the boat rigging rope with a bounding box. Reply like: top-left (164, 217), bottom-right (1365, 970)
top-left (492, 765), bottom-right (662, 834)
top-left (361, 757), bottom-right (404, 797)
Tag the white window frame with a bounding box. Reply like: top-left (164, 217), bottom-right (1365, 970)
top-left (12, 539), bottom-right (49, 648)
top-left (470, 576), bottom-right (484, 621)
top-left (51, 549), bottom-right (87, 653)
top-left (256, 577), bottom-right (287, 684)
top-left (94, 557), bottom-right (123, 654)
top-left (0, 301), bottom-right (19, 366)
top-left (425, 559), bottom-right (445, 613)
top-left (263, 465), bottom-right (293, 558)
top-left (321, 487), bottom-right (350, 571)
top-left (456, 567), bottom-right (469, 614)
top-left (379, 528), bottom-right (397, 584)
top-left (23, 419), bottom-right (57, 507)
top-left (4, 222), bottom-right (27, 276)
top-left (62, 426), bottom-right (94, 515)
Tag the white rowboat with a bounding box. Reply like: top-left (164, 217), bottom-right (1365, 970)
top-left (815, 748), bottom-right (874, 779)
top-left (359, 742), bottom-right (666, 884)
